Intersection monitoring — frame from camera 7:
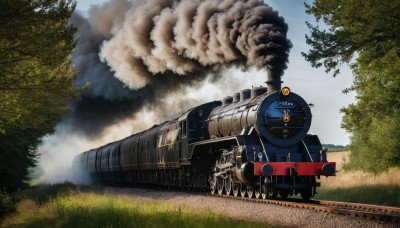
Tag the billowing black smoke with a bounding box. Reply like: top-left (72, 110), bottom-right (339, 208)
top-left (66, 0), bottom-right (291, 138)
top-left (98, 0), bottom-right (292, 88)
top-left (38, 0), bottom-right (291, 184)
top-left (68, 12), bottom-right (223, 138)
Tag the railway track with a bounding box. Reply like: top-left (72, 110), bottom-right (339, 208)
top-left (105, 184), bottom-right (399, 223)
top-left (209, 192), bottom-right (400, 223)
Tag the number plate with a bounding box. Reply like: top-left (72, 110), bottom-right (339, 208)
top-left (278, 101), bottom-right (295, 107)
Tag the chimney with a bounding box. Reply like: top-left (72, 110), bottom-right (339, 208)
top-left (266, 67), bottom-right (283, 93)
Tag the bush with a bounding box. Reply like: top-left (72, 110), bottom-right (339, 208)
top-left (0, 189), bottom-right (15, 219)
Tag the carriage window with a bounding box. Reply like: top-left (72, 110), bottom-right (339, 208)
top-left (182, 121), bottom-right (187, 138)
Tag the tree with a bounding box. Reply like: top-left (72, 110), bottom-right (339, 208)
top-left (0, 0), bottom-right (83, 191)
top-left (303, 0), bottom-right (400, 173)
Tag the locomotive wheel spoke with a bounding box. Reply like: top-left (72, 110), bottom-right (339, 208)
top-left (254, 185), bottom-right (261, 199)
top-left (261, 192), bottom-right (267, 199)
top-left (210, 174), bottom-right (216, 194)
top-left (247, 186), bottom-right (254, 198)
top-left (261, 177), bottom-right (269, 199)
top-left (240, 185), bottom-right (247, 197)
top-left (216, 176), bottom-right (224, 195)
top-left (233, 184), bottom-right (240, 197)
top-left (261, 184), bottom-right (268, 199)
top-left (225, 175), bottom-right (232, 196)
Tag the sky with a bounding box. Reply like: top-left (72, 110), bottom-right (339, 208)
top-left (74, 0), bottom-right (356, 145)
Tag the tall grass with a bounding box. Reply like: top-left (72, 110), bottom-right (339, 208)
top-left (320, 168), bottom-right (400, 189)
top-left (20, 182), bottom-right (97, 204)
top-left (316, 151), bottom-right (400, 206)
top-left (2, 184), bottom-right (272, 228)
top-left (315, 185), bottom-right (400, 206)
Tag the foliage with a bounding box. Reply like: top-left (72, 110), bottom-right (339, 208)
top-left (0, 0), bottom-right (83, 191)
top-left (0, 127), bottom-right (38, 192)
top-left (303, 0), bottom-right (400, 172)
top-left (343, 115), bottom-right (400, 173)
top-left (2, 184), bottom-right (272, 227)
top-left (0, 189), bottom-right (15, 220)
top-left (0, 0), bottom-right (80, 132)
top-left (342, 49), bottom-right (400, 172)
top-left (302, 0), bottom-right (400, 77)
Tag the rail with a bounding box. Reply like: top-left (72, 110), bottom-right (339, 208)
top-left (210, 193), bottom-right (400, 223)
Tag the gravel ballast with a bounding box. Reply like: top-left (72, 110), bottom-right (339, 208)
top-left (103, 187), bottom-right (396, 228)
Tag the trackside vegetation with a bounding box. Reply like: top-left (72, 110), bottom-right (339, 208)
top-left (2, 179), bottom-right (399, 226)
top-left (303, 0), bottom-right (400, 173)
top-left (0, 189), bottom-right (15, 219)
top-left (317, 152), bottom-right (400, 207)
top-left (315, 185), bottom-right (400, 207)
top-left (1, 183), bottom-right (272, 228)
top-left (0, 0), bottom-right (84, 192)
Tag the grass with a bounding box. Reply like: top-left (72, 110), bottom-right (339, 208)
top-left (316, 151), bottom-right (400, 207)
top-left (1, 183), bottom-right (272, 228)
top-left (19, 182), bottom-right (98, 204)
top-left (314, 185), bottom-right (400, 206)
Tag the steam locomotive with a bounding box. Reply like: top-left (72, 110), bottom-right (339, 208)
top-left (73, 69), bottom-right (335, 200)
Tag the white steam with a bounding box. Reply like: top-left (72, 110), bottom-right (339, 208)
top-left (37, 69), bottom-right (267, 184)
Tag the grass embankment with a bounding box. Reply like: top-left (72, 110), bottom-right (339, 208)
top-left (321, 144), bottom-right (350, 152)
top-left (1, 183), bottom-right (271, 228)
top-left (316, 151), bottom-right (400, 207)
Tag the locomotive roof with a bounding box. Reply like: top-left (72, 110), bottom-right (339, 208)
top-left (177, 100), bottom-right (221, 121)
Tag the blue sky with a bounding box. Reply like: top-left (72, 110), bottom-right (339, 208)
top-left (75, 0), bottom-right (356, 145)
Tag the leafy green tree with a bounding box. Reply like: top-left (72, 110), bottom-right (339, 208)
top-left (0, 127), bottom-right (38, 191)
top-left (303, 0), bottom-right (400, 172)
top-left (0, 0), bottom-right (82, 191)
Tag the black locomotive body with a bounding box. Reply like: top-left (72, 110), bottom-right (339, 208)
top-left (73, 71), bottom-right (336, 200)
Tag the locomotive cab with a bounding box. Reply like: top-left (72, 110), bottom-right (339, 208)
top-left (176, 101), bottom-right (221, 165)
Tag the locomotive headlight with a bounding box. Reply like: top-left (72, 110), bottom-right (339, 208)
top-left (281, 87), bottom-right (291, 96)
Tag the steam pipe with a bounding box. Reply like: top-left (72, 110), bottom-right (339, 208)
top-left (266, 67), bottom-right (282, 93)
